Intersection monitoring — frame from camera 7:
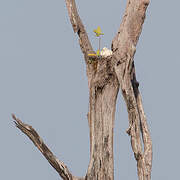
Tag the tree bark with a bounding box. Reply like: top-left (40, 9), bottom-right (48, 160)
top-left (12, 114), bottom-right (79, 180)
top-left (13, 0), bottom-right (152, 179)
top-left (111, 0), bottom-right (152, 179)
top-left (65, 0), bottom-right (152, 179)
top-left (86, 57), bottom-right (119, 180)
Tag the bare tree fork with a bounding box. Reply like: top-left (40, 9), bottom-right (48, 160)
top-left (112, 0), bottom-right (152, 179)
top-left (65, 1), bottom-right (120, 179)
top-left (12, 114), bottom-right (84, 180)
top-left (14, 0), bottom-right (152, 179)
top-left (65, 0), bottom-right (152, 179)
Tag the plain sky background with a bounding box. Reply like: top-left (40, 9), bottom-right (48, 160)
top-left (1, 0), bottom-right (180, 179)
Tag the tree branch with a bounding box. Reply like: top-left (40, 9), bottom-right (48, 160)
top-left (12, 114), bottom-right (83, 180)
top-left (136, 88), bottom-right (152, 178)
top-left (112, 0), bottom-right (149, 63)
top-left (65, 0), bottom-right (94, 56)
top-left (65, 0), bottom-right (98, 89)
top-left (111, 0), bottom-right (152, 179)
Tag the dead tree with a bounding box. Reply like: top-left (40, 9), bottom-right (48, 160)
top-left (13, 0), bottom-right (152, 179)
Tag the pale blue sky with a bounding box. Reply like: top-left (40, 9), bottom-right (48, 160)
top-left (1, 1), bottom-right (180, 179)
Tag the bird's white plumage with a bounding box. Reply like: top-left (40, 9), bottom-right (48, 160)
top-left (100, 47), bottom-right (113, 57)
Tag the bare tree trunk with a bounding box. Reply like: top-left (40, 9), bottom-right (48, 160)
top-left (86, 57), bottom-right (119, 180)
top-left (13, 0), bottom-right (152, 180)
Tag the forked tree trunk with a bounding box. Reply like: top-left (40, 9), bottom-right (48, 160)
top-left (13, 0), bottom-right (152, 180)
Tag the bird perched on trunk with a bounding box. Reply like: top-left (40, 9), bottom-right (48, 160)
top-left (100, 47), bottom-right (113, 57)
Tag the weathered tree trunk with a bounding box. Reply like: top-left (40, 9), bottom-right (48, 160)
top-left (86, 57), bottom-right (119, 180)
top-left (13, 0), bottom-right (152, 180)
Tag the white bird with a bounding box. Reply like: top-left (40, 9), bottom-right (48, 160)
top-left (100, 47), bottom-right (113, 57)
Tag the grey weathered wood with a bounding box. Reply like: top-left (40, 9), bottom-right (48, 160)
top-left (14, 0), bottom-right (152, 179)
top-left (12, 114), bottom-right (83, 180)
top-left (66, 0), bottom-right (152, 179)
top-left (112, 0), bottom-right (152, 179)
top-left (86, 57), bottom-right (119, 180)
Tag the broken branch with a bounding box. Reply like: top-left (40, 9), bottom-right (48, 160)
top-left (12, 114), bottom-right (76, 180)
